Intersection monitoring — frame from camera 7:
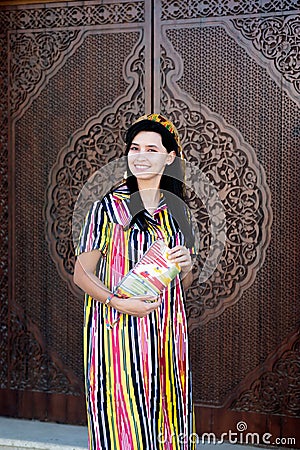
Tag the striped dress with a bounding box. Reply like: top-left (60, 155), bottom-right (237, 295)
top-left (76, 183), bottom-right (195, 450)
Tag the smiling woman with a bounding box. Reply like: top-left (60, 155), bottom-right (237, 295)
top-left (73, 113), bottom-right (196, 450)
top-left (127, 131), bottom-right (176, 213)
top-left (124, 115), bottom-right (195, 247)
top-left (128, 132), bottom-right (173, 177)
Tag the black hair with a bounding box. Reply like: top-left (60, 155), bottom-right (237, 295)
top-left (124, 119), bottom-right (195, 248)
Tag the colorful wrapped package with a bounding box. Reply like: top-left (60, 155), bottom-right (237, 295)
top-left (114, 239), bottom-right (180, 298)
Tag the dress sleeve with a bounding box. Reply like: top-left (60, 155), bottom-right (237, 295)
top-left (75, 201), bottom-right (110, 257)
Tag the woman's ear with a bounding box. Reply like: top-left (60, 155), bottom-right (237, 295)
top-left (166, 150), bottom-right (176, 165)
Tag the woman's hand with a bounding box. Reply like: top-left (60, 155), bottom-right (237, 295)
top-left (167, 245), bottom-right (192, 274)
top-left (75, 251), bottom-right (162, 317)
top-left (111, 295), bottom-right (162, 318)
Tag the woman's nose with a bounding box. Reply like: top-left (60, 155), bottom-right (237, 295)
top-left (132, 148), bottom-right (149, 156)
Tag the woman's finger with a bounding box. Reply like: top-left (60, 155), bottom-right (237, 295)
top-left (168, 251), bottom-right (191, 264)
top-left (128, 297), bottom-right (162, 317)
top-left (146, 297), bottom-right (162, 311)
top-left (167, 245), bottom-right (190, 259)
top-left (167, 245), bottom-right (184, 255)
top-left (131, 294), bottom-right (159, 302)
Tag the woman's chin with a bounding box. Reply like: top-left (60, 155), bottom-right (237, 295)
top-left (131, 171), bottom-right (157, 180)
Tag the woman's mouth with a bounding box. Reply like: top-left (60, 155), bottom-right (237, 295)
top-left (134, 164), bottom-right (151, 170)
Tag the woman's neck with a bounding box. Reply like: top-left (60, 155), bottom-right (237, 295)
top-left (137, 179), bottom-right (161, 212)
top-left (136, 175), bottom-right (160, 192)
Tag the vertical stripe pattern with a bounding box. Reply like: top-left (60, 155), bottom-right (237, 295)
top-left (77, 184), bottom-right (196, 450)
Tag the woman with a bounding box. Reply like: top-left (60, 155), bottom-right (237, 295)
top-left (74, 113), bottom-right (196, 449)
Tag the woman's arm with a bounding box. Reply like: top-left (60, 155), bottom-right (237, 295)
top-left (74, 250), bottom-right (111, 302)
top-left (74, 250), bottom-right (161, 317)
top-left (166, 245), bottom-right (194, 290)
top-left (181, 268), bottom-right (194, 290)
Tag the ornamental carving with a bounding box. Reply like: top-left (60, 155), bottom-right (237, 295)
top-left (0, 299), bottom-right (8, 390)
top-left (9, 30), bottom-right (80, 116)
top-left (232, 15), bottom-right (300, 96)
top-left (9, 304), bottom-right (82, 394)
top-left (161, 0), bottom-right (299, 20)
top-left (231, 328), bottom-right (300, 417)
top-left (0, 1), bottom-right (144, 30)
top-left (160, 45), bottom-right (272, 327)
top-left (45, 40), bottom-right (146, 295)
top-left (0, 33), bottom-right (8, 389)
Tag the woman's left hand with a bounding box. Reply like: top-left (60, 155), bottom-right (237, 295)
top-left (167, 245), bottom-right (193, 274)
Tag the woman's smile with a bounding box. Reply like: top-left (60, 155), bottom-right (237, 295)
top-left (134, 163), bottom-right (151, 170)
top-left (128, 131), bottom-right (175, 182)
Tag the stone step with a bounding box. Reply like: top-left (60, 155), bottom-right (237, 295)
top-left (0, 416), bottom-right (264, 450)
top-left (0, 417), bottom-right (87, 450)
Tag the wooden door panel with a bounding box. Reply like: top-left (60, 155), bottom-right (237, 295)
top-left (0, 0), bottom-right (151, 424)
top-left (155, 0), bottom-right (300, 446)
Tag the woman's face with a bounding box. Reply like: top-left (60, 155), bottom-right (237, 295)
top-left (127, 131), bottom-right (175, 181)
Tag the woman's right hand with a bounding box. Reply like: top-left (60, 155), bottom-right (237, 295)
top-left (74, 251), bottom-right (162, 317)
top-left (110, 295), bottom-right (162, 318)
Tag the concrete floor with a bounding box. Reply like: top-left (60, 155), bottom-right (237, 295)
top-left (0, 417), bottom-right (87, 450)
top-left (0, 416), bottom-right (270, 450)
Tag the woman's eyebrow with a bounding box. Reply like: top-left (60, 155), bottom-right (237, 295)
top-left (131, 142), bottom-right (159, 148)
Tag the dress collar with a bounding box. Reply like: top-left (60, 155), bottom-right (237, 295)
top-left (112, 183), bottom-right (168, 227)
top-left (143, 194), bottom-right (167, 218)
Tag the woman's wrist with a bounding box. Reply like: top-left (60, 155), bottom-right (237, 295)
top-left (104, 293), bottom-right (120, 308)
top-left (104, 293), bottom-right (114, 305)
top-left (181, 262), bottom-right (193, 275)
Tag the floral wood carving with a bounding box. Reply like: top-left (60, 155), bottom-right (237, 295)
top-left (230, 328), bottom-right (300, 417)
top-left (4, 1), bottom-right (145, 118)
top-left (0, 1), bottom-right (144, 30)
top-left (160, 45), bottom-right (272, 327)
top-left (45, 37), bottom-right (145, 295)
top-left (9, 30), bottom-right (80, 117)
top-left (9, 303), bottom-right (82, 394)
top-left (232, 15), bottom-right (300, 96)
top-left (161, 0), bottom-right (299, 20)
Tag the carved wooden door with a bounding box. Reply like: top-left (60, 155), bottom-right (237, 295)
top-left (0, 0), bottom-right (152, 424)
top-left (153, 1), bottom-right (300, 447)
top-left (1, 0), bottom-right (299, 445)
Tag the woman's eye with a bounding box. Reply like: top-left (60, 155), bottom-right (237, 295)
top-left (130, 146), bottom-right (139, 151)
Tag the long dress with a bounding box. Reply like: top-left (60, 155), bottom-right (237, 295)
top-left (76, 183), bottom-right (195, 450)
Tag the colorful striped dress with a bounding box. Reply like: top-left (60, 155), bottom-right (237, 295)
top-left (76, 183), bottom-right (195, 450)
